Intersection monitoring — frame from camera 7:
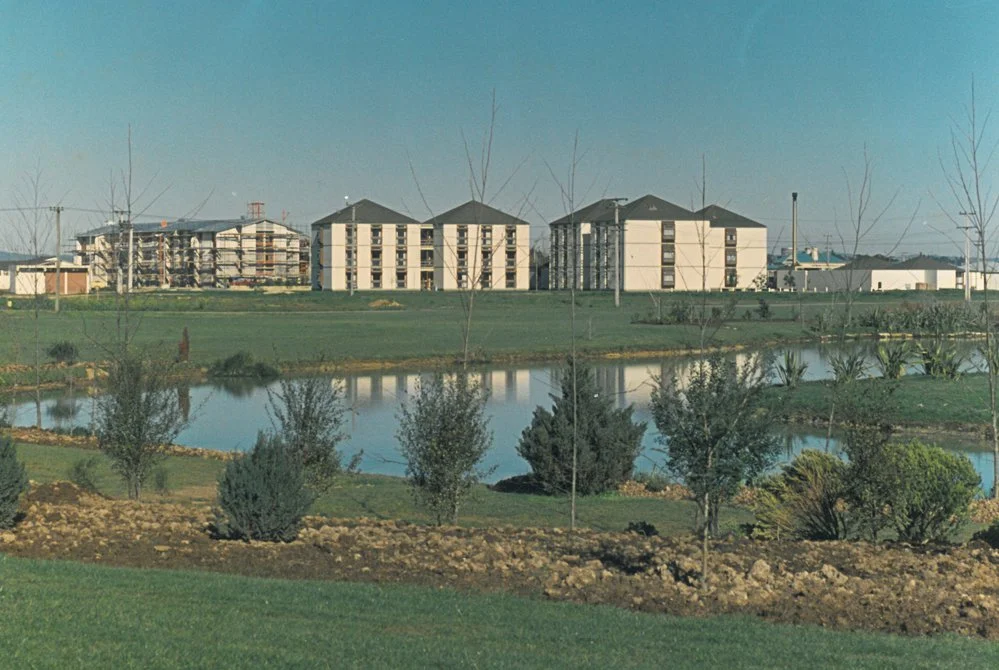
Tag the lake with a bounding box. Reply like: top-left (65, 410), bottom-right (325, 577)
top-left (10, 340), bottom-right (995, 493)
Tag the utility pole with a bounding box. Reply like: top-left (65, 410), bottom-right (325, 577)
top-left (49, 205), bottom-right (63, 312)
top-left (610, 198), bottom-right (628, 307)
top-left (959, 211), bottom-right (975, 302)
top-left (791, 192), bottom-right (798, 271)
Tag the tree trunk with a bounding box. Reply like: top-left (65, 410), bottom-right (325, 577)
top-left (701, 490), bottom-right (710, 590)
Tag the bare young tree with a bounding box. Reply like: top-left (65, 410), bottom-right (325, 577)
top-left (834, 147), bottom-right (916, 327)
top-left (89, 127), bottom-right (185, 500)
top-left (939, 80), bottom-right (999, 497)
top-left (409, 91), bottom-right (531, 368)
top-left (544, 131), bottom-right (587, 529)
top-left (10, 167), bottom-right (54, 428)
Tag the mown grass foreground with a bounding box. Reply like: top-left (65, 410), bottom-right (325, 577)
top-left (1, 556), bottom-right (997, 669)
top-left (0, 289), bottom-right (967, 370)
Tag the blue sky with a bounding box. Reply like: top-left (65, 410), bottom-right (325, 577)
top-left (1, 0), bottom-right (997, 255)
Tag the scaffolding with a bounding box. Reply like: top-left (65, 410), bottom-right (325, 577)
top-left (78, 217), bottom-right (310, 290)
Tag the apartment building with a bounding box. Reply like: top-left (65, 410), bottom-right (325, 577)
top-left (311, 199), bottom-right (531, 291)
top-left (311, 199), bottom-right (432, 291)
top-left (431, 200), bottom-right (531, 291)
top-left (76, 215), bottom-right (309, 289)
top-left (550, 195), bottom-right (767, 292)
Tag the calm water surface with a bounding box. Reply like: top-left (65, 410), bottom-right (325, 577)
top-left (12, 341), bottom-right (995, 493)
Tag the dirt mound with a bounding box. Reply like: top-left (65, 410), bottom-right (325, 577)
top-left (24, 482), bottom-right (95, 506)
top-left (368, 299), bottom-right (402, 308)
top-left (4, 484), bottom-right (999, 639)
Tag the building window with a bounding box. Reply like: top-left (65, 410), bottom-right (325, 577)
top-left (505, 270), bottom-right (516, 288)
top-left (457, 225), bottom-right (468, 246)
top-left (482, 225), bottom-right (492, 244)
top-left (725, 271), bottom-right (738, 288)
top-left (372, 271), bottom-right (382, 289)
top-left (457, 250), bottom-right (468, 268)
top-left (725, 228), bottom-right (737, 246)
top-left (420, 270), bottom-right (434, 290)
top-left (396, 270), bottom-right (406, 289)
top-left (506, 250), bottom-right (517, 268)
top-left (345, 270), bottom-right (356, 290)
top-left (371, 249), bottom-right (382, 268)
top-left (506, 225), bottom-right (517, 246)
top-left (480, 271), bottom-right (492, 289)
top-left (396, 250), bottom-right (407, 266)
top-left (396, 225), bottom-right (407, 245)
top-left (371, 225), bottom-right (382, 246)
top-left (457, 270), bottom-right (467, 289)
top-left (725, 251), bottom-right (737, 267)
top-left (661, 245), bottom-right (675, 265)
top-left (420, 228), bottom-right (434, 246)
top-left (346, 224), bottom-right (355, 244)
top-left (661, 221), bottom-right (675, 242)
top-left (661, 268), bottom-right (675, 289)
top-left (420, 249), bottom-right (434, 267)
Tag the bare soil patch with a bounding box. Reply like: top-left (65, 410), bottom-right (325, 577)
top-left (4, 482), bottom-right (999, 639)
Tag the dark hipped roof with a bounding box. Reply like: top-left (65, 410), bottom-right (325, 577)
top-left (427, 200), bottom-right (530, 227)
top-left (894, 255), bottom-right (961, 271)
top-left (311, 199), bottom-right (417, 226)
top-left (838, 256), bottom-right (898, 271)
top-left (550, 199), bottom-right (619, 225)
top-left (695, 204), bottom-right (766, 229)
top-left (618, 195), bottom-right (695, 222)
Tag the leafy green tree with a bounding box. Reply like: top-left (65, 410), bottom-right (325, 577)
top-left (217, 432), bottom-right (315, 542)
top-left (396, 372), bottom-right (493, 525)
top-left (879, 440), bottom-right (979, 543)
top-left (517, 358), bottom-right (646, 496)
top-left (0, 436), bottom-right (28, 528)
top-left (651, 355), bottom-right (780, 582)
top-left (754, 450), bottom-right (852, 541)
top-left (837, 379), bottom-right (899, 541)
top-left (268, 376), bottom-right (357, 491)
top-left (95, 355), bottom-right (186, 500)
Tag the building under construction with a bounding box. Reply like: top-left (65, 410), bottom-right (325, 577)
top-left (75, 204), bottom-right (310, 290)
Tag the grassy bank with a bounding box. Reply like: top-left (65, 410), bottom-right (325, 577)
top-left (772, 373), bottom-right (994, 431)
top-left (1, 556), bottom-right (996, 669)
top-left (13, 442), bottom-right (750, 534)
top-left (0, 290), bottom-right (971, 370)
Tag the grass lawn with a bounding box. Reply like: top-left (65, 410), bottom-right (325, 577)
top-left (0, 556), bottom-right (996, 669)
top-left (14, 442), bottom-right (749, 534)
top-left (0, 290), bottom-right (972, 369)
top-left (772, 373), bottom-right (995, 428)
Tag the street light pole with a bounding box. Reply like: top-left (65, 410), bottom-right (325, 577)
top-left (610, 198), bottom-right (628, 307)
top-left (960, 212), bottom-right (976, 302)
top-left (49, 205), bottom-right (63, 312)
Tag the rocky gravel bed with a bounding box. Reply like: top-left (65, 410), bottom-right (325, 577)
top-left (3, 482), bottom-right (999, 639)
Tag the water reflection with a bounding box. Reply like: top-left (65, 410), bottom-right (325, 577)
top-left (7, 342), bottom-right (995, 489)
